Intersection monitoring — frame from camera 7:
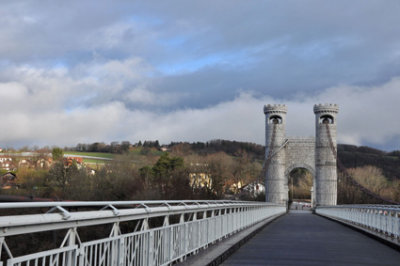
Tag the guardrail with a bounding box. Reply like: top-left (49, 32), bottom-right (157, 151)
top-left (0, 200), bottom-right (286, 266)
top-left (316, 205), bottom-right (400, 246)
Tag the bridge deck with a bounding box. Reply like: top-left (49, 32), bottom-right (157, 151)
top-left (221, 211), bottom-right (400, 266)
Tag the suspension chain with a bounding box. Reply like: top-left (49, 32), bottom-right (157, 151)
top-left (258, 122), bottom-right (278, 185)
top-left (325, 123), bottom-right (399, 205)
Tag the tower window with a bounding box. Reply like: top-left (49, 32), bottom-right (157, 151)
top-left (269, 115), bottom-right (282, 124)
top-left (319, 115), bottom-right (334, 124)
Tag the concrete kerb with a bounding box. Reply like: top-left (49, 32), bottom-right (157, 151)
top-left (179, 212), bottom-right (286, 266)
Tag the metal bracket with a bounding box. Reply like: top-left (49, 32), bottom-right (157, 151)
top-left (161, 202), bottom-right (172, 210)
top-left (60, 228), bottom-right (81, 248)
top-left (47, 206), bottom-right (71, 220)
top-left (178, 202), bottom-right (188, 209)
top-left (0, 237), bottom-right (13, 259)
top-left (101, 204), bottom-right (120, 216)
top-left (135, 203), bottom-right (151, 213)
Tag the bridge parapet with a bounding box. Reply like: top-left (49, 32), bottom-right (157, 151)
top-left (316, 205), bottom-right (400, 247)
top-left (0, 200), bottom-right (286, 266)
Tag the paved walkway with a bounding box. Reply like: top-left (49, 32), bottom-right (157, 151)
top-left (221, 211), bottom-right (400, 266)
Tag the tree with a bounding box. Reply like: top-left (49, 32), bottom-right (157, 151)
top-left (152, 153), bottom-right (184, 194)
top-left (47, 161), bottom-right (68, 198)
top-left (52, 147), bottom-right (64, 161)
top-left (139, 153), bottom-right (188, 198)
top-left (206, 153), bottom-right (233, 198)
top-left (16, 168), bottom-right (47, 196)
top-left (121, 141), bottom-right (131, 153)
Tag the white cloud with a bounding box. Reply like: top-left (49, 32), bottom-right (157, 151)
top-left (3, 77), bottom-right (400, 150)
top-left (114, 78), bottom-right (400, 150)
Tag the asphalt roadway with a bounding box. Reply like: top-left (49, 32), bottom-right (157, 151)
top-left (221, 210), bottom-right (400, 266)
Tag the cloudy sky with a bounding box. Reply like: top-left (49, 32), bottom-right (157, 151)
top-left (1, 0), bottom-right (400, 150)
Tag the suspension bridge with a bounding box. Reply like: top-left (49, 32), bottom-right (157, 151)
top-left (0, 104), bottom-right (399, 265)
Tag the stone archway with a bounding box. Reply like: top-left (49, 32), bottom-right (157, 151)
top-left (263, 104), bottom-right (339, 207)
top-left (284, 163), bottom-right (315, 206)
top-left (285, 163), bottom-right (315, 180)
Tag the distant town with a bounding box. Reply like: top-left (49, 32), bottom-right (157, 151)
top-left (1, 140), bottom-right (399, 204)
top-left (0, 140), bottom-right (267, 202)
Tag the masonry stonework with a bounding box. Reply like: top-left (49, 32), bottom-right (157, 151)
top-left (264, 104), bottom-right (339, 207)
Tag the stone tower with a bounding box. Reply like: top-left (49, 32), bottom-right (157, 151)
top-left (264, 104), bottom-right (288, 204)
top-left (264, 103), bottom-right (338, 206)
top-left (314, 104), bottom-right (339, 206)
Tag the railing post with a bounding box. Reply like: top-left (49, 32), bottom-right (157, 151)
top-left (169, 219), bottom-right (174, 262)
top-left (64, 228), bottom-right (78, 266)
top-left (148, 230), bottom-right (154, 266)
top-left (179, 214), bottom-right (185, 262)
top-left (192, 212), bottom-right (199, 254)
top-left (141, 219), bottom-right (150, 266)
top-left (78, 246), bottom-right (85, 266)
top-left (203, 210), bottom-right (208, 249)
top-left (109, 222), bottom-right (122, 266)
top-left (162, 215), bottom-right (170, 263)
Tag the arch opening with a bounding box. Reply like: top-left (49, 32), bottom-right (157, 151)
top-left (319, 114), bottom-right (334, 124)
top-left (269, 115), bottom-right (282, 124)
top-left (287, 167), bottom-right (313, 210)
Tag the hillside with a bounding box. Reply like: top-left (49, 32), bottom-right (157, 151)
top-left (1, 140), bottom-right (399, 204)
top-left (167, 140), bottom-right (400, 180)
top-left (337, 144), bottom-right (400, 181)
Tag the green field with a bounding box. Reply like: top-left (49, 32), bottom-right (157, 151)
top-left (64, 151), bottom-right (115, 159)
top-left (83, 159), bottom-right (107, 164)
top-left (129, 147), bottom-right (164, 156)
top-left (64, 149), bottom-right (164, 166)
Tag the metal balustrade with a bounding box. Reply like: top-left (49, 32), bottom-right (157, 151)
top-left (0, 200), bottom-right (286, 266)
top-left (316, 205), bottom-right (400, 246)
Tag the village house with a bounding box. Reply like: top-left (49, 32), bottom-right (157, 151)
top-left (189, 162), bottom-right (212, 189)
top-left (1, 172), bottom-right (18, 189)
top-left (0, 156), bottom-right (15, 171)
top-left (36, 158), bottom-right (52, 169)
top-left (241, 181), bottom-right (265, 197)
top-left (189, 172), bottom-right (212, 189)
top-left (64, 157), bottom-right (83, 167)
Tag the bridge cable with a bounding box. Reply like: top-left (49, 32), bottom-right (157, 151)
top-left (325, 123), bottom-right (399, 205)
top-left (257, 121), bottom-right (278, 186)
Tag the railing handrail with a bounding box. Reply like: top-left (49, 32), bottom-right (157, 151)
top-left (0, 200), bottom-right (287, 265)
top-left (316, 204), bottom-right (400, 247)
top-left (0, 200), bottom-right (283, 237)
top-left (317, 204), bottom-right (400, 211)
top-left (0, 200), bottom-right (276, 209)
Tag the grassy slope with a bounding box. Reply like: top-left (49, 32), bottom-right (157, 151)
top-left (64, 151), bottom-right (115, 159)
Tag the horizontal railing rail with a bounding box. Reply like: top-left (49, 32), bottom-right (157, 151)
top-left (316, 205), bottom-right (400, 246)
top-left (0, 200), bottom-right (286, 266)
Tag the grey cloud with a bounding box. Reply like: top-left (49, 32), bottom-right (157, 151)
top-left (1, 0), bottom-right (400, 150)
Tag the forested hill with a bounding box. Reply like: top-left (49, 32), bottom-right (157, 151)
top-left (337, 144), bottom-right (400, 181)
top-left (168, 140), bottom-right (400, 180)
top-left (169, 140), bottom-right (264, 159)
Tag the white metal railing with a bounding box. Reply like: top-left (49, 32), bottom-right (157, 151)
top-left (0, 200), bottom-right (286, 266)
top-left (316, 205), bottom-right (400, 246)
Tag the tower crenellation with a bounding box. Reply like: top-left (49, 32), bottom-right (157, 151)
top-left (313, 104), bottom-right (339, 114)
top-left (264, 104), bottom-right (288, 114)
